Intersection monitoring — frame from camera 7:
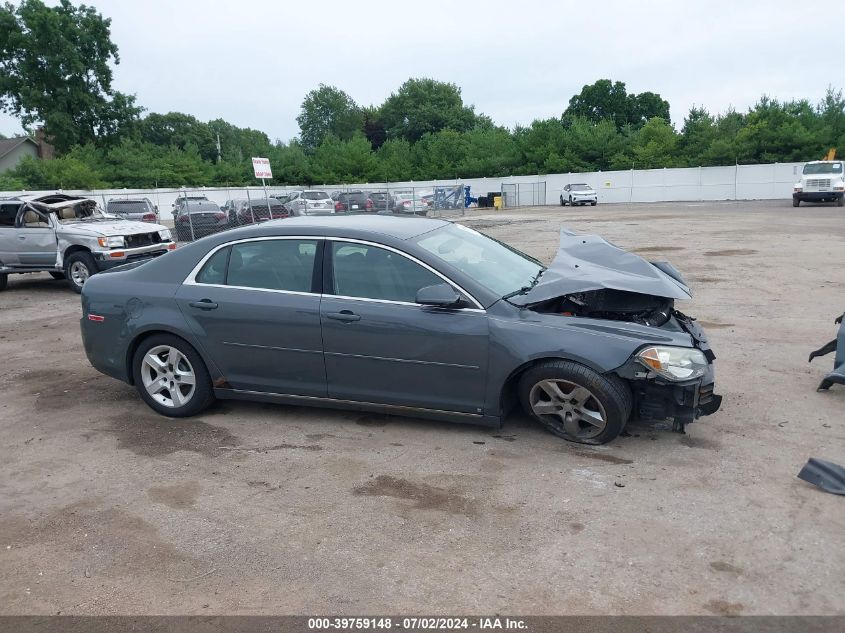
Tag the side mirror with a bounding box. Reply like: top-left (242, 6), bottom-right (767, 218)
top-left (416, 283), bottom-right (461, 308)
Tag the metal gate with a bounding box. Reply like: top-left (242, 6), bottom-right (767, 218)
top-left (501, 182), bottom-right (546, 207)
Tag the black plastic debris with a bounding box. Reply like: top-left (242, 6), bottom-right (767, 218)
top-left (797, 458), bottom-right (845, 495)
top-left (809, 312), bottom-right (845, 390)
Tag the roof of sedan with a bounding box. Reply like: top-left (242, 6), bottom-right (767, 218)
top-left (262, 214), bottom-right (449, 239)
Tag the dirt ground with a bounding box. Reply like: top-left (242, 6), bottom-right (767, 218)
top-left (0, 200), bottom-right (843, 616)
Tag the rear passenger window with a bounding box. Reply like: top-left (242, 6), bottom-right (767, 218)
top-left (227, 239), bottom-right (317, 292)
top-left (196, 247), bottom-right (230, 285)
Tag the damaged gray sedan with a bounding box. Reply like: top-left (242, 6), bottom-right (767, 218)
top-left (80, 216), bottom-right (720, 445)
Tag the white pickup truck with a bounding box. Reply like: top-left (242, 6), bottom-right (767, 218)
top-left (793, 160), bottom-right (844, 207)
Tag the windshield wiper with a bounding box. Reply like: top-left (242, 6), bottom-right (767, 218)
top-left (502, 268), bottom-right (546, 300)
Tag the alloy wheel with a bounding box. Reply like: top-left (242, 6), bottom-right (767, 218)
top-left (529, 379), bottom-right (607, 440)
top-left (140, 345), bottom-right (197, 409)
top-left (69, 261), bottom-right (90, 287)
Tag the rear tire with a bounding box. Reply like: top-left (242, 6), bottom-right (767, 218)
top-left (591, 201), bottom-right (597, 206)
top-left (64, 251), bottom-right (97, 294)
top-left (560, 196), bottom-right (565, 206)
top-left (519, 360), bottom-right (632, 445)
top-left (132, 334), bottom-right (214, 417)
top-left (836, 196), bottom-right (844, 207)
top-left (0, 273), bottom-right (7, 291)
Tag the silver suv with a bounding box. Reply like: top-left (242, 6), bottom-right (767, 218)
top-left (0, 193), bottom-right (175, 293)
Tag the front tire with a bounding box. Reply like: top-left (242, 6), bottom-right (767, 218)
top-left (64, 251), bottom-right (97, 294)
top-left (519, 360), bottom-right (632, 445)
top-left (836, 196), bottom-right (844, 207)
top-left (132, 334), bottom-right (214, 417)
top-left (590, 201), bottom-right (597, 206)
top-left (560, 196), bottom-right (565, 206)
top-left (793, 198), bottom-right (800, 207)
top-left (0, 273), bottom-right (7, 291)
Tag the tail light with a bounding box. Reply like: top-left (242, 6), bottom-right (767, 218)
top-left (335, 202), bottom-right (344, 211)
top-left (142, 213), bottom-right (156, 222)
top-left (179, 215), bottom-right (189, 223)
top-left (403, 200), bottom-right (411, 207)
top-left (215, 212), bottom-right (226, 220)
top-left (365, 199), bottom-right (373, 209)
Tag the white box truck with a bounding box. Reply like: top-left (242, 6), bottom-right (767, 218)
top-left (793, 159), bottom-right (844, 207)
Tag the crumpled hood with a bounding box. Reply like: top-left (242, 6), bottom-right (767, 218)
top-left (510, 228), bottom-right (691, 306)
top-left (57, 220), bottom-right (168, 237)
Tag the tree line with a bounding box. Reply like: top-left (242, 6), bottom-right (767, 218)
top-left (1, 1), bottom-right (844, 191)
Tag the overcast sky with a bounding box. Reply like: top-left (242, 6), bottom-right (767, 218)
top-left (1, 0), bottom-right (840, 141)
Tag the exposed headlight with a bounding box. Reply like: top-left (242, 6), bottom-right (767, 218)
top-left (159, 229), bottom-right (172, 241)
top-left (97, 236), bottom-right (125, 248)
top-left (636, 346), bottom-right (708, 381)
top-left (793, 186), bottom-right (803, 193)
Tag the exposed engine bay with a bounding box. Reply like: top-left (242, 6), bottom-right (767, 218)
top-left (530, 288), bottom-right (674, 327)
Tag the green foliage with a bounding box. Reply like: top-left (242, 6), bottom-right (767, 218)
top-left (565, 79), bottom-right (670, 129)
top-left (632, 118), bottom-right (680, 168)
top-left (297, 84), bottom-right (362, 150)
top-left (311, 133), bottom-right (378, 184)
top-left (0, 0), bottom-right (141, 152)
top-left (11, 153), bottom-right (105, 189)
top-left (380, 78), bottom-right (478, 143)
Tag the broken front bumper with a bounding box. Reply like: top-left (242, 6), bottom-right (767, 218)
top-left (617, 313), bottom-right (722, 432)
top-left (92, 242), bottom-right (175, 270)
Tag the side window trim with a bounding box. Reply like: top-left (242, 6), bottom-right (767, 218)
top-left (324, 237), bottom-right (484, 310)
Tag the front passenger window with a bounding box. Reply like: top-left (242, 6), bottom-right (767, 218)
top-left (330, 242), bottom-right (442, 303)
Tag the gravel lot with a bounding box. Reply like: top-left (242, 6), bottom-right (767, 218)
top-left (0, 200), bottom-right (843, 615)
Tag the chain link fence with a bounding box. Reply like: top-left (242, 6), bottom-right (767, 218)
top-left (155, 184), bottom-right (470, 244)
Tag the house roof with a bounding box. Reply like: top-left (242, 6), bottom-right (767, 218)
top-left (0, 136), bottom-right (38, 160)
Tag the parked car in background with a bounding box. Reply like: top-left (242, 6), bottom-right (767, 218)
top-left (106, 198), bottom-right (159, 223)
top-left (0, 194), bottom-right (174, 293)
top-left (333, 191), bottom-right (374, 213)
top-left (368, 191), bottom-right (394, 212)
top-left (173, 194), bottom-right (211, 213)
top-left (80, 216), bottom-right (720, 445)
top-left (271, 194), bottom-right (292, 207)
top-left (561, 184), bottom-right (598, 206)
top-left (285, 190), bottom-right (334, 215)
top-left (222, 198), bottom-right (289, 226)
top-left (173, 200), bottom-right (228, 241)
top-left (392, 193), bottom-right (429, 215)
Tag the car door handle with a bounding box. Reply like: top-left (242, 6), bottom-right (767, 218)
top-left (189, 300), bottom-right (218, 310)
top-left (326, 310), bottom-right (361, 322)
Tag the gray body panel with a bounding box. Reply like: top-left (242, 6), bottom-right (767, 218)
top-left (80, 216), bottom-right (711, 427)
top-left (175, 283), bottom-right (326, 396)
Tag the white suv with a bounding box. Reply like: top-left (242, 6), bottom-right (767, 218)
top-left (285, 190), bottom-right (334, 215)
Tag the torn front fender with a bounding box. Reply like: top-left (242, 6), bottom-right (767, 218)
top-left (509, 228), bottom-right (692, 306)
top-left (809, 312), bottom-right (845, 391)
